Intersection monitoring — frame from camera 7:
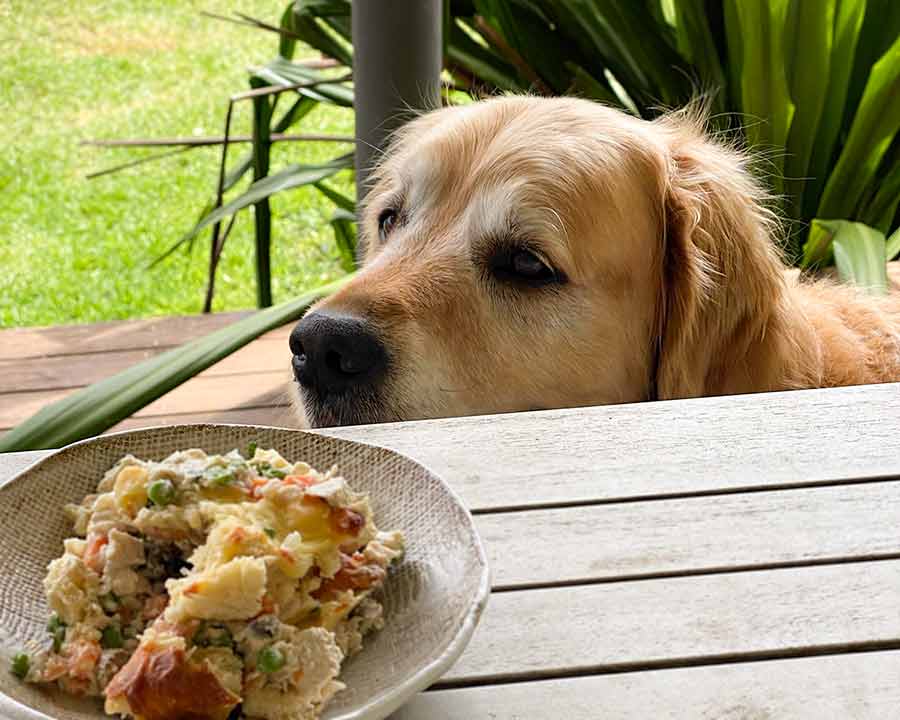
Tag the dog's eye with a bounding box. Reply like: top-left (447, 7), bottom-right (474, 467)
top-left (378, 208), bottom-right (399, 239)
top-left (512, 250), bottom-right (548, 277)
top-left (490, 247), bottom-right (563, 288)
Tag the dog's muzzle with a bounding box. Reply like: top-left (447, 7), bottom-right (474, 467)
top-left (289, 311), bottom-right (387, 426)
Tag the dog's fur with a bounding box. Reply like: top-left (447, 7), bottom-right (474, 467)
top-left (292, 96), bottom-right (900, 427)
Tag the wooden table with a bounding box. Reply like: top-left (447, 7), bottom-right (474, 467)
top-left (3, 382), bottom-right (900, 717)
top-left (0, 314), bottom-right (300, 434)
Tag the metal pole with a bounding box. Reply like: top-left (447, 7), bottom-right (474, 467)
top-left (351, 0), bottom-right (442, 205)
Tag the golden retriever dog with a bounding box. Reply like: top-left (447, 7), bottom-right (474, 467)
top-left (289, 96), bottom-right (900, 428)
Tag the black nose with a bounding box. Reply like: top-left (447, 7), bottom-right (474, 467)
top-left (290, 312), bottom-right (387, 395)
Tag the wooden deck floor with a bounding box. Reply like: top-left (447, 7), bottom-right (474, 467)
top-left (0, 313), bottom-right (303, 435)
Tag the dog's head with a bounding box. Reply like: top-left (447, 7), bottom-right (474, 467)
top-left (290, 96), bottom-right (789, 427)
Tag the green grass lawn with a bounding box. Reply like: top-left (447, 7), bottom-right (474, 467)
top-left (0, 0), bottom-right (353, 328)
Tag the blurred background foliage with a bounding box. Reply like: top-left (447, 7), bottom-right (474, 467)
top-left (3, 0), bottom-right (900, 449)
top-left (5, 0), bottom-right (899, 331)
top-left (158, 0), bottom-right (900, 308)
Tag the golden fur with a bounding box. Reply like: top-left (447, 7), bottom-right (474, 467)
top-left (292, 96), bottom-right (900, 427)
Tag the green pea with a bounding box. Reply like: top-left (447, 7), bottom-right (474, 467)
top-left (204, 466), bottom-right (236, 486)
top-left (256, 462), bottom-right (287, 479)
top-left (257, 645), bottom-right (285, 673)
top-left (46, 614), bottom-right (63, 633)
top-left (147, 479), bottom-right (176, 506)
top-left (47, 614), bottom-right (66, 652)
top-left (10, 653), bottom-right (29, 679)
top-left (101, 625), bottom-right (124, 649)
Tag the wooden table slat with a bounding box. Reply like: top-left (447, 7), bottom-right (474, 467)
top-left (0, 334), bottom-right (290, 394)
top-left (443, 559), bottom-right (900, 684)
top-left (319, 384), bottom-right (900, 511)
top-left (0, 312), bottom-right (259, 359)
top-left (0, 370), bottom-right (293, 430)
top-left (478, 481), bottom-right (900, 588)
top-left (0, 452), bottom-right (45, 484)
top-left (392, 650), bottom-right (900, 719)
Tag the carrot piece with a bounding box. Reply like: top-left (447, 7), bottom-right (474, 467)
top-left (283, 474), bottom-right (316, 489)
top-left (83, 532), bottom-right (109, 574)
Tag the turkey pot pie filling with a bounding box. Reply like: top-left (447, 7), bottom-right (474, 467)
top-left (13, 445), bottom-right (405, 720)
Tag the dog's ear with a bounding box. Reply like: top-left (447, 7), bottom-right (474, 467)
top-left (653, 111), bottom-right (789, 399)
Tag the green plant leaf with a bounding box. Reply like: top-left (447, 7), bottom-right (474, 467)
top-left (447, 17), bottom-right (524, 92)
top-left (329, 208), bottom-right (357, 272)
top-left (886, 225), bottom-right (900, 261)
top-left (564, 61), bottom-right (622, 107)
top-left (279, 1), bottom-right (298, 59)
top-left (313, 181), bottom-right (356, 212)
top-left (802, 0), bottom-right (866, 220)
top-left (671, 0), bottom-right (726, 112)
top-left (841, 0), bottom-right (900, 138)
top-left (831, 221), bottom-right (889, 294)
top-left (274, 94), bottom-right (321, 133)
top-left (549, 0), bottom-right (691, 114)
top-left (322, 15), bottom-right (351, 44)
top-left (254, 57), bottom-right (354, 107)
top-left (450, 0), bottom-right (478, 15)
top-left (722, 0), bottom-right (743, 111)
top-left (176, 154), bottom-right (353, 248)
top-left (703, 0), bottom-right (728, 73)
top-left (0, 276), bottom-right (354, 452)
top-left (801, 219), bottom-right (835, 269)
top-left (783, 0), bottom-right (835, 220)
top-left (283, 0), bottom-right (352, 67)
top-left (473, 0), bottom-right (572, 93)
top-left (859, 136), bottom-right (900, 232)
top-left (818, 33), bottom-right (900, 221)
top-left (223, 156), bottom-right (254, 194)
top-left (726, 0), bottom-right (795, 193)
top-left (508, 0), bottom-right (553, 25)
top-left (802, 219), bottom-right (888, 292)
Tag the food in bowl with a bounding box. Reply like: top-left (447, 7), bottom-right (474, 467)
top-left (11, 444), bottom-right (405, 720)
